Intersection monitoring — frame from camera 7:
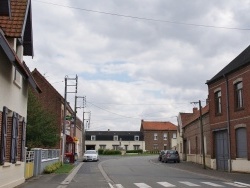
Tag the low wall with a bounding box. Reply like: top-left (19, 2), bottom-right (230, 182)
top-left (232, 159), bottom-right (250, 173)
top-left (186, 154), bottom-right (211, 168)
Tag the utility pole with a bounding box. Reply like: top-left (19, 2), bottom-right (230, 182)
top-left (62, 75), bottom-right (78, 164)
top-left (190, 100), bottom-right (206, 169)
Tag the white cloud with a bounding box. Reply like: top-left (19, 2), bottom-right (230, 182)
top-left (25, 0), bottom-right (250, 131)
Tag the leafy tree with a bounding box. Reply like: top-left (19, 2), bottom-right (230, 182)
top-left (26, 89), bottom-right (59, 149)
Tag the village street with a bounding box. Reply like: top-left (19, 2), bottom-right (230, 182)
top-left (17, 156), bottom-right (250, 188)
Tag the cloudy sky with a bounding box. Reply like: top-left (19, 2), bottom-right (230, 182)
top-left (24, 0), bottom-right (250, 131)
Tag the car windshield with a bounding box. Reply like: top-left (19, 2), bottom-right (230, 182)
top-left (85, 150), bottom-right (97, 154)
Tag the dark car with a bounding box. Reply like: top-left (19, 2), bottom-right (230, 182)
top-left (162, 150), bottom-right (180, 163)
top-left (158, 150), bottom-right (168, 161)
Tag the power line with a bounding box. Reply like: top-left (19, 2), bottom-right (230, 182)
top-left (34, 0), bottom-right (250, 31)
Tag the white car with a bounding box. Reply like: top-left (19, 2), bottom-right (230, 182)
top-left (83, 150), bottom-right (99, 162)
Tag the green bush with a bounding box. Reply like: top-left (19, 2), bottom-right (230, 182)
top-left (44, 161), bottom-right (62, 174)
top-left (102, 149), bottom-right (121, 155)
top-left (98, 149), bottom-right (104, 155)
top-left (126, 149), bottom-right (143, 154)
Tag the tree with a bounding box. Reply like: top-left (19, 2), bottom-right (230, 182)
top-left (26, 89), bottom-right (59, 149)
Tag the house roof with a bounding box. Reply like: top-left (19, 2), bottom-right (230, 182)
top-left (206, 45), bottom-right (250, 85)
top-left (86, 131), bottom-right (142, 136)
top-left (0, 0), bottom-right (33, 56)
top-left (182, 105), bottom-right (209, 128)
top-left (0, 29), bottom-right (41, 93)
top-left (140, 120), bottom-right (177, 131)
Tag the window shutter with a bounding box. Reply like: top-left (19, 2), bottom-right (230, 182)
top-left (20, 119), bottom-right (26, 161)
top-left (11, 112), bottom-right (19, 163)
top-left (0, 106), bottom-right (8, 165)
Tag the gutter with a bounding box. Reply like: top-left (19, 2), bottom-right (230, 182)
top-left (224, 74), bottom-right (232, 172)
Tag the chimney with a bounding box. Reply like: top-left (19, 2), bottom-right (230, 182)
top-left (108, 129), bottom-right (110, 132)
top-left (193, 107), bottom-right (198, 113)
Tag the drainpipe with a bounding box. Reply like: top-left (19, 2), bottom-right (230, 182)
top-left (224, 74), bottom-right (232, 172)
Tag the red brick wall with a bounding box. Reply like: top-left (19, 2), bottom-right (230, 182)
top-left (31, 71), bottom-right (62, 149)
top-left (208, 64), bottom-right (250, 160)
top-left (143, 130), bottom-right (176, 151)
top-left (183, 113), bottom-right (211, 155)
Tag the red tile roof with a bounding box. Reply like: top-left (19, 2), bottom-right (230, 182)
top-left (141, 120), bottom-right (177, 131)
top-left (182, 105), bottom-right (209, 127)
top-left (0, 0), bottom-right (29, 37)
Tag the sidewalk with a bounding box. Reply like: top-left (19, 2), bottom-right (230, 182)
top-left (154, 159), bottom-right (250, 184)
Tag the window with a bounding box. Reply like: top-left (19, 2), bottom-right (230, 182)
top-left (173, 133), bottom-right (177, 139)
top-left (153, 144), bottom-right (158, 150)
top-left (99, 145), bottom-right (106, 149)
top-left (113, 145), bottom-right (119, 150)
top-left (236, 128), bottom-right (247, 158)
top-left (235, 82), bottom-right (243, 109)
top-left (163, 144), bottom-right (167, 150)
top-left (154, 133), bottom-right (158, 140)
top-left (133, 145), bottom-right (140, 150)
top-left (134, 135), bottom-right (139, 141)
top-left (14, 68), bottom-right (21, 87)
top-left (215, 91), bottom-right (222, 114)
top-left (91, 135), bottom-right (96, 141)
top-left (113, 135), bottom-right (118, 141)
top-left (163, 133), bottom-right (167, 140)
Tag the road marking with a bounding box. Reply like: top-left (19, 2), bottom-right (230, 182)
top-left (134, 183), bottom-right (152, 188)
top-left (224, 182), bottom-right (247, 187)
top-left (57, 162), bottom-right (83, 188)
top-left (115, 184), bottom-right (125, 188)
top-left (201, 182), bottom-right (224, 187)
top-left (234, 182), bottom-right (250, 187)
top-left (179, 181), bottom-right (200, 186)
top-left (157, 182), bottom-right (176, 187)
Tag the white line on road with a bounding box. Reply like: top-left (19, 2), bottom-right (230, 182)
top-left (57, 162), bottom-right (83, 188)
top-left (201, 182), bottom-right (224, 187)
top-left (134, 183), bottom-right (152, 188)
top-left (179, 181), bottom-right (200, 186)
top-left (224, 182), bottom-right (247, 187)
top-left (234, 182), bottom-right (250, 187)
top-left (115, 184), bottom-right (125, 188)
top-left (157, 182), bottom-right (176, 187)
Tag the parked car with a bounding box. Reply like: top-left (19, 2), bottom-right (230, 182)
top-left (83, 150), bottom-right (99, 162)
top-left (158, 150), bottom-right (168, 161)
top-left (162, 150), bottom-right (180, 163)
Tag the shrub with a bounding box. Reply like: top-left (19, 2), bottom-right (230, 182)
top-left (98, 149), bottom-right (104, 155)
top-left (102, 149), bottom-right (121, 155)
top-left (44, 161), bottom-right (62, 174)
top-left (126, 149), bottom-right (143, 154)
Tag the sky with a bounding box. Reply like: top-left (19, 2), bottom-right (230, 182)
top-left (24, 0), bottom-right (250, 131)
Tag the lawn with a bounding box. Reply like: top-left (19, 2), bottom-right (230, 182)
top-left (54, 164), bottom-right (75, 174)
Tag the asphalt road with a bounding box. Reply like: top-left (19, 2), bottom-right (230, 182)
top-left (16, 155), bottom-right (250, 188)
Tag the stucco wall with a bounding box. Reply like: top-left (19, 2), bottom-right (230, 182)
top-left (0, 48), bottom-right (28, 118)
top-left (85, 140), bottom-right (145, 151)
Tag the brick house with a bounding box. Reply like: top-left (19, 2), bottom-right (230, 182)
top-left (140, 120), bottom-right (177, 151)
top-left (30, 69), bottom-right (83, 157)
top-left (0, 0), bottom-right (41, 187)
top-left (206, 45), bottom-right (250, 172)
top-left (180, 106), bottom-right (211, 168)
top-left (85, 131), bottom-right (145, 151)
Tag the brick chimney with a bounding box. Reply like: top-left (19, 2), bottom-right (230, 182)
top-left (193, 107), bottom-right (198, 113)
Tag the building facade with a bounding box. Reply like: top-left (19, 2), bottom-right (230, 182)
top-left (206, 45), bottom-right (250, 172)
top-left (140, 120), bottom-right (177, 152)
top-left (85, 131), bottom-right (145, 151)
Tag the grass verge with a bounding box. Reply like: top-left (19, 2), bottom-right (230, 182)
top-left (54, 164), bottom-right (75, 174)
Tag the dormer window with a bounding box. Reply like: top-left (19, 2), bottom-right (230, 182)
top-left (114, 135), bottom-right (118, 141)
top-left (91, 135), bottom-right (96, 141)
top-left (0, 0), bottom-right (11, 17)
top-left (134, 135), bottom-right (139, 141)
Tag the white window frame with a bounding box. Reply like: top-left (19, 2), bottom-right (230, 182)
top-left (173, 133), bottom-right (177, 139)
top-left (134, 135), bottom-right (139, 141)
top-left (154, 133), bottom-right (158, 140)
top-left (114, 135), bottom-right (118, 141)
top-left (91, 135), bottom-right (96, 141)
top-left (163, 133), bottom-right (167, 140)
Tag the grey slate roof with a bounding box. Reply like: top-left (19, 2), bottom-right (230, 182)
top-left (206, 45), bottom-right (250, 85)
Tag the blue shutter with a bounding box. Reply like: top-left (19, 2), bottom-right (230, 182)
top-left (0, 106), bottom-right (8, 165)
top-left (236, 128), bottom-right (247, 158)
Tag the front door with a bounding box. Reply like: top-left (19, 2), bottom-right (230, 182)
top-left (215, 130), bottom-right (228, 171)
